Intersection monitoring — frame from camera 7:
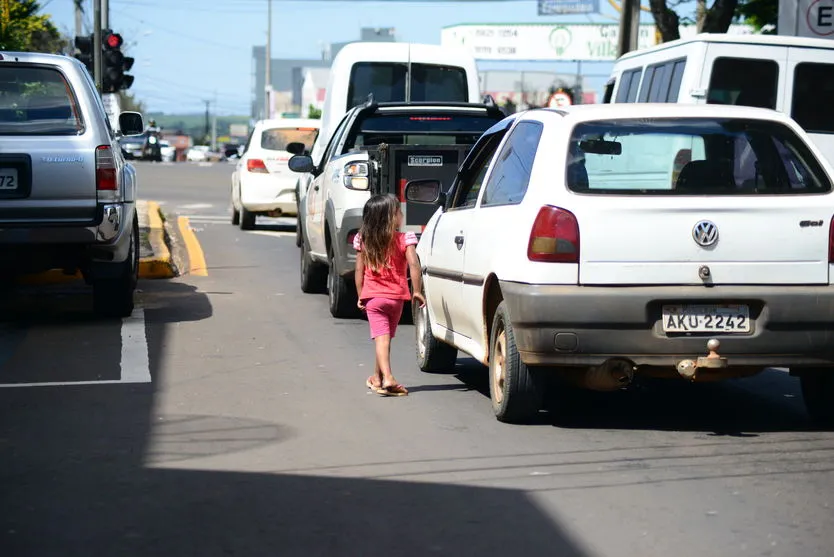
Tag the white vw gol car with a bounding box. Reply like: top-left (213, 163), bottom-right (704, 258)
top-left (231, 118), bottom-right (319, 230)
top-left (405, 103), bottom-right (834, 425)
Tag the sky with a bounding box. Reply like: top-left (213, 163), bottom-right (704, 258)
top-left (43, 0), bottom-right (657, 115)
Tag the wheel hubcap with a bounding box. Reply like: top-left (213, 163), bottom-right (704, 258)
top-left (492, 329), bottom-right (507, 404)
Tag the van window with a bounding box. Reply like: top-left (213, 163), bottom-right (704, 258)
top-left (615, 69), bottom-right (642, 103)
top-left (346, 62), bottom-right (468, 110)
top-left (792, 62), bottom-right (834, 134)
top-left (707, 58), bottom-right (778, 109)
top-left (0, 65), bottom-right (83, 135)
top-left (566, 118), bottom-right (831, 195)
top-left (602, 78), bottom-right (615, 104)
top-left (637, 66), bottom-right (656, 102)
top-left (666, 60), bottom-right (686, 102)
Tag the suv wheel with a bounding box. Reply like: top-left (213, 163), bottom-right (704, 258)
top-left (93, 217), bottom-right (138, 319)
top-left (327, 245), bottom-right (357, 318)
top-left (489, 301), bottom-right (544, 423)
top-left (414, 286), bottom-right (457, 372)
top-left (299, 229), bottom-right (326, 294)
top-left (800, 370), bottom-right (834, 427)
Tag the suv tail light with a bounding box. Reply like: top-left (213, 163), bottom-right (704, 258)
top-left (96, 145), bottom-right (118, 199)
top-left (247, 158), bottom-right (268, 173)
top-left (829, 217), bottom-right (834, 263)
top-left (528, 206), bottom-right (579, 263)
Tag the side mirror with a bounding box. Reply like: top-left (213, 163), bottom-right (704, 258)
top-left (288, 154), bottom-right (315, 174)
top-left (405, 179), bottom-right (443, 205)
top-left (286, 142), bottom-right (306, 156)
top-left (118, 111), bottom-right (144, 136)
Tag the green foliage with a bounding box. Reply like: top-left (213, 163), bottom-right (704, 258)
top-left (308, 104), bottom-right (322, 119)
top-left (736, 0), bottom-right (778, 31)
top-left (0, 1), bottom-right (68, 53)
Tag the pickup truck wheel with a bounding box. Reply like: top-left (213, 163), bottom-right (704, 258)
top-left (239, 206), bottom-right (255, 230)
top-left (489, 301), bottom-right (543, 423)
top-left (327, 248), bottom-right (357, 318)
top-left (414, 290), bottom-right (457, 372)
top-left (93, 217), bottom-right (138, 319)
top-left (299, 246), bottom-right (326, 294)
top-left (800, 371), bottom-right (834, 427)
top-left (230, 191), bottom-right (240, 225)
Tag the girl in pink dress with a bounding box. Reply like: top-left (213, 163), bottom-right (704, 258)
top-left (353, 194), bottom-right (426, 397)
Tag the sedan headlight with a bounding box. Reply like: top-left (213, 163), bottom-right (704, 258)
top-left (343, 161), bottom-right (369, 190)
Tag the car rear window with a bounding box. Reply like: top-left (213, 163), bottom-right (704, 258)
top-left (0, 65), bottom-right (82, 135)
top-left (260, 127), bottom-right (318, 152)
top-left (344, 112), bottom-right (500, 150)
top-left (346, 62), bottom-right (468, 110)
top-left (566, 118), bottom-right (832, 195)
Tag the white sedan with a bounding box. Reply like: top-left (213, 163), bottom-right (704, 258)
top-left (406, 103), bottom-right (834, 425)
top-left (230, 118), bottom-right (319, 230)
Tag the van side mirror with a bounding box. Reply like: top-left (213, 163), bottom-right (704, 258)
top-left (286, 142), bottom-right (306, 155)
top-left (288, 154), bottom-right (315, 174)
top-left (405, 179), bottom-right (445, 206)
top-left (118, 112), bottom-right (144, 136)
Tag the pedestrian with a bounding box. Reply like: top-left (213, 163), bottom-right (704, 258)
top-left (354, 194), bottom-right (426, 397)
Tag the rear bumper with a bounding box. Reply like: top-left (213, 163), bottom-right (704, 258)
top-left (500, 281), bottom-right (834, 368)
top-left (0, 203), bottom-right (135, 272)
top-left (240, 176), bottom-right (296, 215)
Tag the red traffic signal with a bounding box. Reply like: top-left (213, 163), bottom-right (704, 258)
top-left (104, 32), bottom-right (123, 49)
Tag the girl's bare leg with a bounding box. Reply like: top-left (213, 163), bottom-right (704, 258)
top-left (374, 334), bottom-right (398, 387)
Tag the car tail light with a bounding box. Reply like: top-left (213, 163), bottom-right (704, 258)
top-left (247, 158), bottom-right (268, 173)
top-left (96, 145), bottom-right (118, 199)
top-left (829, 217), bottom-right (834, 263)
top-left (528, 206), bottom-right (579, 263)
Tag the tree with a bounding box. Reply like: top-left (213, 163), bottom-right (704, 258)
top-left (119, 91), bottom-right (146, 114)
top-left (307, 104), bottom-right (322, 119)
top-left (736, 0), bottom-right (778, 32)
top-left (649, 0), bottom-right (739, 43)
top-left (0, 1), bottom-right (68, 53)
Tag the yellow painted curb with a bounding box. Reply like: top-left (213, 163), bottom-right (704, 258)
top-left (139, 200), bottom-right (176, 279)
top-left (177, 216), bottom-right (208, 276)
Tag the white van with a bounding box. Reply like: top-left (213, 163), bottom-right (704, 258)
top-left (603, 34), bottom-right (834, 165)
top-left (310, 42), bottom-right (482, 165)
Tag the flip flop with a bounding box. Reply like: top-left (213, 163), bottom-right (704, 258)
top-left (379, 384), bottom-right (408, 397)
top-left (366, 376), bottom-right (385, 394)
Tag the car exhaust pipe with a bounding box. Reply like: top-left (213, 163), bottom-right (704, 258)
top-left (573, 358), bottom-right (635, 391)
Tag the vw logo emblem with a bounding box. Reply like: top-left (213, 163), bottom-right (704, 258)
top-left (692, 220), bottom-right (719, 247)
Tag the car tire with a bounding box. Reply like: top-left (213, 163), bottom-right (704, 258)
top-left (299, 230), bottom-right (326, 294)
top-left (413, 287), bottom-right (457, 372)
top-left (489, 301), bottom-right (544, 423)
top-left (93, 217), bottom-right (138, 319)
top-left (327, 245), bottom-right (358, 319)
top-left (230, 191), bottom-right (240, 225)
top-left (239, 206), bottom-right (255, 230)
top-left (800, 370), bottom-right (834, 427)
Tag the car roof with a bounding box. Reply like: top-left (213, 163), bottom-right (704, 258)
top-left (617, 33), bottom-right (834, 62)
top-left (529, 103), bottom-right (797, 126)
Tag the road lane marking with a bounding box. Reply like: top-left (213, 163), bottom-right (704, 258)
top-left (0, 308), bottom-right (151, 388)
top-left (247, 230), bottom-right (295, 238)
top-left (178, 216), bottom-right (209, 276)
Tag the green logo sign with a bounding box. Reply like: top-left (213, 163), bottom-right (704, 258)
top-left (549, 26), bottom-right (573, 56)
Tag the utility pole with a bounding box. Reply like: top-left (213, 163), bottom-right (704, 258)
top-left (203, 100), bottom-right (211, 144)
top-left (617, 0), bottom-right (641, 57)
top-left (74, 0), bottom-right (83, 37)
top-left (93, 0), bottom-right (102, 92)
top-left (264, 0), bottom-right (272, 120)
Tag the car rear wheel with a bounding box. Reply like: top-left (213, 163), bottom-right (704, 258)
top-left (239, 206), bottom-right (255, 230)
top-left (414, 288), bottom-right (457, 372)
top-left (800, 370), bottom-right (834, 427)
top-left (93, 217), bottom-right (138, 319)
top-left (489, 301), bottom-right (544, 423)
top-left (230, 191), bottom-right (240, 225)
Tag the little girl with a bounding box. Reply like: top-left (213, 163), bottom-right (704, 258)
top-left (353, 194), bottom-right (426, 397)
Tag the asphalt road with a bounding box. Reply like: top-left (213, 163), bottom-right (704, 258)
top-left (1, 160), bottom-right (833, 557)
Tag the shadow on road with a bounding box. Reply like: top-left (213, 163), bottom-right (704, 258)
top-left (0, 280), bottom-right (588, 557)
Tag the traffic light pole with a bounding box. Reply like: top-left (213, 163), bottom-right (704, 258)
top-left (102, 0), bottom-right (109, 28)
top-left (93, 0), bottom-right (102, 92)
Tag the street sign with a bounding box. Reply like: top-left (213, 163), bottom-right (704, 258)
top-left (538, 0), bottom-right (600, 15)
top-left (779, 0), bottom-right (834, 38)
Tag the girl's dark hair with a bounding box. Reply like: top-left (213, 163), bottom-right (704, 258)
top-left (359, 194), bottom-right (400, 272)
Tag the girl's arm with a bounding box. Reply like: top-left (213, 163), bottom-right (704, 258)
top-left (355, 254), bottom-right (365, 310)
top-left (406, 246), bottom-right (425, 307)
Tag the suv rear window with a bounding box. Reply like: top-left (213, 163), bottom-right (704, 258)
top-left (567, 118), bottom-right (831, 195)
top-left (260, 127), bottom-right (318, 151)
top-left (0, 66), bottom-right (82, 135)
top-left (343, 111), bottom-right (500, 150)
top-left (346, 62), bottom-right (468, 110)
top-left (792, 62), bottom-right (834, 134)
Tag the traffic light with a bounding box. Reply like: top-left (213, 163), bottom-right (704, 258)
top-left (101, 30), bottom-right (134, 93)
top-left (74, 34), bottom-right (94, 76)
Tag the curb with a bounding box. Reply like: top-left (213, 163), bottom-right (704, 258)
top-left (138, 200), bottom-right (177, 279)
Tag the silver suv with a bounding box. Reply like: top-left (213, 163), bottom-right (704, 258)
top-left (0, 52), bottom-right (144, 317)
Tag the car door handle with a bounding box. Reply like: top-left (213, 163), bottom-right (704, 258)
top-left (314, 185), bottom-right (320, 191)
top-left (454, 235), bottom-right (464, 247)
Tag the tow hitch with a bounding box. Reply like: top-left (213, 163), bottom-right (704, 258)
top-left (675, 339), bottom-right (728, 381)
